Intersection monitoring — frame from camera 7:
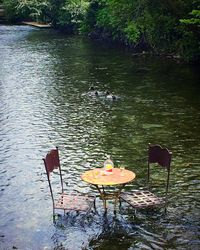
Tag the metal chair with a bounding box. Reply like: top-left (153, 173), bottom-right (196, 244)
top-left (43, 147), bottom-right (95, 216)
top-left (120, 144), bottom-right (172, 209)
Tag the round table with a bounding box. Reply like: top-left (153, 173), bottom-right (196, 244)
top-left (81, 168), bottom-right (136, 211)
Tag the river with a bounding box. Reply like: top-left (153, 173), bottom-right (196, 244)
top-left (0, 25), bottom-right (200, 250)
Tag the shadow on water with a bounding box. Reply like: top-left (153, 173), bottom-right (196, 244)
top-left (0, 25), bottom-right (200, 249)
top-left (51, 205), bottom-right (173, 250)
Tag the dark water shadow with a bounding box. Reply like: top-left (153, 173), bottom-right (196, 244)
top-left (51, 204), bottom-right (170, 250)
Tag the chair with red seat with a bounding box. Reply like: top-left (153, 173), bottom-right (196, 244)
top-left (43, 147), bottom-right (95, 217)
top-left (120, 143), bottom-right (172, 210)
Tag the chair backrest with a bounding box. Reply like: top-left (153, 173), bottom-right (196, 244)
top-left (147, 143), bottom-right (172, 195)
top-left (43, 147), bottom-right (64, 204)
top-left (148, 144), bottom-right (172, 170)
top-left (43, 147), bottom-right (60, 177)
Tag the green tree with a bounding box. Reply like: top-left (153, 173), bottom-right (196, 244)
top-left (179, 5), bottom-right (200, 61)
top-left (16, 0), bottom-right (50, 22)
top-left (3, 0), bottom-right (51, 22)
top-left (54, 0), bottom-right (89, 31)
top-left (3, 0), bottom-right (19, 21)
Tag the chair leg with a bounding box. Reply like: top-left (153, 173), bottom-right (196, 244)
top-left (133, 208), bottom-right (137, 220)
top-left (93, 199), bottom-right (97, 211)
top-left (119, 199), bottom-right (122, 208)
top-left (53, 206), bottom-right (56, 222)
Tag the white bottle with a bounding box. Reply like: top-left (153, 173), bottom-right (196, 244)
top-left (104, 155), bottom-right (114, 172)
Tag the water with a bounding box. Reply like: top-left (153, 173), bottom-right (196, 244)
top-left (0, 25), bottom-right (200, 250)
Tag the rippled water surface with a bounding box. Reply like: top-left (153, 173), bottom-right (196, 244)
top-left (0, 25), bottom-right (200, 250)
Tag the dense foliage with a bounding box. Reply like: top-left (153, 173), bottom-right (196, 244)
top-left (2, 0), bottom-right (200, 62)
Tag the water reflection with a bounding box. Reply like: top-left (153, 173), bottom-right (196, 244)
top-left (0, 25), bottom-right (200, 249)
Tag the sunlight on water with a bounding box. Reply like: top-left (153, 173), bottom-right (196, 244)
top-left (0, 25), bottom-right (200, 250)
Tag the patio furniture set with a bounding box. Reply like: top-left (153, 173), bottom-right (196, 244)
top-left (43, 144), bottom-right (172, 218)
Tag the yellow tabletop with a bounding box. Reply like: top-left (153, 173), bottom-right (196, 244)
top-left (81, 168), bottom-right (136, 186)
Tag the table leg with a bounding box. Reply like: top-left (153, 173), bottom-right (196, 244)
top-left (114, 184), bottom-right (126, 213)
top-left (94, 185), bottom-right (107, 211)
top-left (93, 184), bottom-right (126, 213)
top-left (102, 186), bottom-right (107, 210)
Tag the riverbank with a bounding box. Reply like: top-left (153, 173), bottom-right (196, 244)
top-left (1, 22), bottom-right (198, 64)
top-left (88, 30), bottom-right (191, 64)
top-left (21, 21), bottom-right (51, 28)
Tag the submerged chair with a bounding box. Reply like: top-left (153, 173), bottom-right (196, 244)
top-left (120, 144), bottom-right (172, 209)
top-left (43, 147), bottom-right (95, 216)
